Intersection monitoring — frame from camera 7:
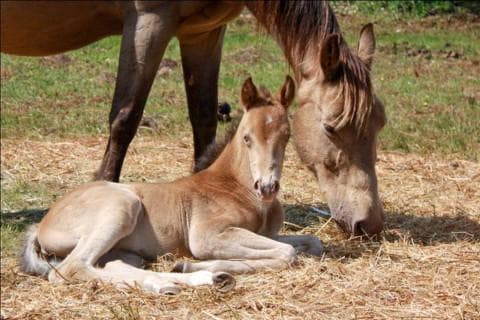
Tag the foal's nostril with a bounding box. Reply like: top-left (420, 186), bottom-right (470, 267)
top-left (254, 180), bottom-right (260, 191)
top-left (272, 181), bottom-right (280, 193)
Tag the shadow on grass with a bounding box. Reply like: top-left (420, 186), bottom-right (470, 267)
top-left (284, 203), bottom-right (480, 259)
top-left (1, 208), bottom-right (48, 232)
top-left (284, 204), bottom-right (480, 244)
top-left (383, 211), bottom-right (480, 244)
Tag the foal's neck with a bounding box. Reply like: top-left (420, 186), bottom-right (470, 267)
top-left (208, 133), bottom-right (257, 199)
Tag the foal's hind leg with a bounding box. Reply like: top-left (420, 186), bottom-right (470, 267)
top-left (101, 259), bottom-right (235, 294)
top-left (47, 189), bottom-right (144, 283)
top-left (45, 188), bottom-right (235, 294)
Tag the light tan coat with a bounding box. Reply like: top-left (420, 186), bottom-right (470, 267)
top-left (21, 77), bottom-right (323, 294)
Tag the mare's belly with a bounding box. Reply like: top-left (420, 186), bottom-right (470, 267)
top-left (1, 1), bottom-right (124, 56)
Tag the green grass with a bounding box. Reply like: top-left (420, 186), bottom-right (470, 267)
top-left (0, 21), bottom-right (288, 140)
top-left (337, 12), bottom-right (480, 160)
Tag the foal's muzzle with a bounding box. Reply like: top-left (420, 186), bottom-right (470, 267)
top-left (253, 180), bottom-right (280, 202)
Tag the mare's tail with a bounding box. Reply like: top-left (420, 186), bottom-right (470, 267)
top-left (20, 224), bottom-right (61, 278)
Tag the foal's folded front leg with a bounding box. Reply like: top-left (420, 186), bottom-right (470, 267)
top-left (176, 227), bottom-right (298, 274)
top-left (275, 235), bottom-right (324, 257)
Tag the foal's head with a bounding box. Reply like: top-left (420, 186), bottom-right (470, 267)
top-left (237, 76), bottom-right (295, 202)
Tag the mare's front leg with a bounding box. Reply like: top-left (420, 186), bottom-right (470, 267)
top-left (179, 26), bottom-right (226, 172)
top-left (96, 5), bottom-right (175, 181)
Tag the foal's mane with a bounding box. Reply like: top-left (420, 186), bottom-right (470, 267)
top-left (195, 118), bottom-right (240, 172)
top-left (250, 0), bottom-right (373, 135)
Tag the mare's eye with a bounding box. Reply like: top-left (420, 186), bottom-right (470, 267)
top-left (323, 123), bottom-right (335, 136)
top-left (323, 157), bottom-right (337, 172)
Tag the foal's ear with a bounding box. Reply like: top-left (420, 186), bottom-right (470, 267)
top-left (357, 23), bottom-right (376, 69)
top-left (279, 75), bottom-right (295, 108)
top-left (241, 77), bottom-right (259, 110)
top-left (320, 34), bottom-right (341, 81)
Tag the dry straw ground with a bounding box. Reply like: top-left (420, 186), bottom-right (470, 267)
top-left (1, 133), bottom-right (479, 319)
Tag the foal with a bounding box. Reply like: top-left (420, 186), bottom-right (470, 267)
top-left (21, 76), bottom-right (323, 294)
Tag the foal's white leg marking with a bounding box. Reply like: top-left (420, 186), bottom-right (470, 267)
top-left (47, 186), bottom-right (143, 282)
top-left (102, 260), bottom-right (235, 293)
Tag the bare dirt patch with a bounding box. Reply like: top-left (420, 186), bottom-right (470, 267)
top-left (1, 135), bottom-right (479, 319)
top-left (1, 68), bottom-right (13, 81)
top-left (39, 54), bottom-right (73, 68)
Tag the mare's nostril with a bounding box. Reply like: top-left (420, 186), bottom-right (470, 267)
top-left (254, 180), bottom-right (260, 191)
top-left (352, 222), bottom-right (361, 236)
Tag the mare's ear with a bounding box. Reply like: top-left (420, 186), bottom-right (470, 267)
top-left (357, 23), bottom-right (376, 69)
top-left (320, 34), bottom-right (341, 81)
top-left (241, 77), bottom-right (258, 110)
top-left (279, 75), bottom-right (295, 108)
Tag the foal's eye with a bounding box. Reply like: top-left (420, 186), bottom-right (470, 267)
top-left (243, 135), bottom-right (251, 146)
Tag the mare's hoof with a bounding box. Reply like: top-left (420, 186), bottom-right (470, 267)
top-left (212, 272), bottom-right (235, 293)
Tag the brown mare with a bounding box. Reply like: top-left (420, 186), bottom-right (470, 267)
top-left (1, 1), bottom-right (387, 235)
top-left (21, 77), bottom-right (324, 294)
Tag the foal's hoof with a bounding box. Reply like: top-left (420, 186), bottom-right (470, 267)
top-left (158, 285), bottom-right (181, 296)
top-left (212, 272), bottom-right (235, 293)
top-left (171, 261), bottom-right (187, 273)
top-left (144, 277), bottom-right (181, 295)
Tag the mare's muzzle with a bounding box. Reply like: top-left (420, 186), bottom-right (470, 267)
top-left (331, 202), bottom-right (384, 236)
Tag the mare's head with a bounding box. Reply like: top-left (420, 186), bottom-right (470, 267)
top-left (293, 24), bottom-right (387, 235)
top-left (249, 2), bottom-right (386, 235)
top-left (237, 76), bottom-right (295, 202)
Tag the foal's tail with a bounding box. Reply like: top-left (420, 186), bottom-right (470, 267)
top-left (20, 224), bottom-right (61, 278)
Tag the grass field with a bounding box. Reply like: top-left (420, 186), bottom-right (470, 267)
top-left (1, 8), bottom-right (480, 320)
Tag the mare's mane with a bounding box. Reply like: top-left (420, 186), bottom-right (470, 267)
top-left (250, 0), bottom-right (374, 135)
